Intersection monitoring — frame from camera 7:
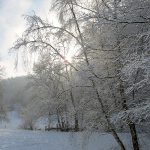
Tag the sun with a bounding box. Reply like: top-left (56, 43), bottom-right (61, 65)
top-left (63, 47), bottom-right (79, 63)
top-left (65, 55), bottom-right (73, 62)
top-left (65, 53), bottom-right (73, 63)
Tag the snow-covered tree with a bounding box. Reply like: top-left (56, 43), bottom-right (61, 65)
top-left (11, 0), bottom-right (150, 150)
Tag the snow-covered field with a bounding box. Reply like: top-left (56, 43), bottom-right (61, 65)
top-left (0, 129), bottom-right (149, 150)
top-left (0, 112), bottom-right (149, 150)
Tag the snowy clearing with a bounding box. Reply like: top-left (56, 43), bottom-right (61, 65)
top-left (0, 129), bottom-right (149, 150)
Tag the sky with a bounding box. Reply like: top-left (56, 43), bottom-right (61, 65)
top-left (0, 0), bottom-right (51, 78)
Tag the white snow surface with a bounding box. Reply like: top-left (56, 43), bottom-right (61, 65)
top-left (0, 129), bottom-right (149, 150)
top-left (0, 111), bottom-right (149, 150)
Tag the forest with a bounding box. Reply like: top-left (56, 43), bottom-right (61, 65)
top-left (0, 0), bottom-right (150, 150)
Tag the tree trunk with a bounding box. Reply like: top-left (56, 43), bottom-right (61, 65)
top-left (119, 80), bottom-right (140, 150)
top-left (91, 79), bottom-right (126, 150)
top-left (129, 70), bottom-right (140, 150)
top-left (129, 123), bottom-right (140, 150)
top-left (74, 113), bottom-right (79, 132)
top-left (111, 128), bottom-right (126, 150)
top-left (57, 111), bottom-right (61, 130)
top-left (48, 112), bottom-right (51, 130)
top-left (69, 1), bottom-right (125, 149)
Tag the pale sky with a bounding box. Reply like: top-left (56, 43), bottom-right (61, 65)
top-left (0, 0), bottom-right (52, 78)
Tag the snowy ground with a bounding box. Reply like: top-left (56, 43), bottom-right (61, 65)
top-left (0, 129), bottom-right (149, 150)
top-left (0, 112), bottom-right (149, 150)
